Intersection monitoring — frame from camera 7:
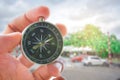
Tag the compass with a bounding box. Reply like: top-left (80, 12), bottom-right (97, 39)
top-left (21, 18), bottom-right (63, 64)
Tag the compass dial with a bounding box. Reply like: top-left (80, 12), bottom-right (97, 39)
top-left (21, 21), bottom-right (63, 64)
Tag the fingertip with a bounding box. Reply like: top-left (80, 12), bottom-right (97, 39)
top-left (32, 61), bottom-right (63, 80)
top-left (47, 61), bottom-right (63, 77)
top-left (56, 23), bottom-right (67, 36)
top-left (26, 6), bottom-right (50, 22)
top-left (53, 61), bottom-right (64, 72)
top-left (38, 6), bottom-right (50, 19)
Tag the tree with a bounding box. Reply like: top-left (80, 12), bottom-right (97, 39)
top-left (110, 34), bottom-right (120, 54)
top-left (64, 24), bottom-right (120, 58)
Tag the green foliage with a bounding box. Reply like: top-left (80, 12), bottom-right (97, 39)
top-left (110, 35), bottom-right (120, 54)
top-left (64, 24), bottom-right (120, 58)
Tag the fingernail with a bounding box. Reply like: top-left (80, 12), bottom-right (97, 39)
top-left (54, 62), bottom-right (63, 72)
top-left (53, 76), bottom-right (65, 80)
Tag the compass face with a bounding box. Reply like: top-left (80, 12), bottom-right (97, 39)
top-left (21, 22), bottom-right (63, 64)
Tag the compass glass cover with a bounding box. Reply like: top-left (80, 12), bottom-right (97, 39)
top-left (22, 22), bottom-right (63, 64)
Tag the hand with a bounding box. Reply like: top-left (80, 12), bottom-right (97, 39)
top-left (0, 6), bottom-right (67, 80)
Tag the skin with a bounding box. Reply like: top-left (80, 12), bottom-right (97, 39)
top-left (0, 6), bottom-right (67, 80)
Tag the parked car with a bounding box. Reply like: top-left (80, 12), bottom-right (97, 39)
top-left (82, 56), bottom-right (109, 66)
top-left (71, 55), bottom-right (87, 62)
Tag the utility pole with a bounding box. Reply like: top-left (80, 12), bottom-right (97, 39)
top-left (107, 32), bottom-right (112, 63)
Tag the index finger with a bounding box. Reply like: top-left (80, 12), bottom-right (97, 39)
top-left (4, 6), bottom-right (49, 33)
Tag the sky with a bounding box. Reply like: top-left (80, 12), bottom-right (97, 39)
top-left (0, 0), bottom-right (120, 39)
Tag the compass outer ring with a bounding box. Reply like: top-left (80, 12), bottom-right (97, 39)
top-left (21, 21), bottom-right (63, 64)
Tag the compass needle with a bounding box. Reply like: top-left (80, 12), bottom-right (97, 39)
top-left (45, 37), bottom-right (53, 43)
top-left (32, 44), bottom-right (39, 50)
top-left (44, 36), bottom-right (49, 41)
top-left (43, 45), bottom-right (48, 50)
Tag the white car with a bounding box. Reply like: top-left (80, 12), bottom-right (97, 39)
top-left (82, 56), bottom-right (109, 66)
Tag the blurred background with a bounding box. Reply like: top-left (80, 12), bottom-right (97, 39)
top-left (0, 0), bottom-right (120, 80)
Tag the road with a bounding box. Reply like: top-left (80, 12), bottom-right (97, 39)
top-left (62, 63), bottom-right (120, 80)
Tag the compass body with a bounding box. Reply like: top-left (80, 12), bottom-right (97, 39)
top-left (21, 21), bottom-right (63, 64)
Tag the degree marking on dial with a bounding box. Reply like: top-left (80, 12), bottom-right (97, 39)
top-left (40, 29), bottom-right (44, 33)
top-left (28, 41), bottom-right (31, 45)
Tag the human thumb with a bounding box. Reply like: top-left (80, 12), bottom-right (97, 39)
top-left (0, 32), bottom-right (21, 54)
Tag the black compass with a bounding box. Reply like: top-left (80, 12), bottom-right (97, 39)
top-left (21, 18), bottom-right (63, 64)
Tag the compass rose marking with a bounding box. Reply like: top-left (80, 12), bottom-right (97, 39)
top-left (32, 32), bottom-right (36, 36)
top-left (40, 35), bottom-right (43, 41)
top-left (32, 42), bottom-right (38, 45)
top-left (43, 45), bottom-right (48, 50)
top-left (40, 47), bottom-right (42, 53)
top-left (44, 36), bottom-right (49, 41)
top-left (39, 54), bottom-right (43, 58)
top-left (35, 36), bottom-right (40, 42)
